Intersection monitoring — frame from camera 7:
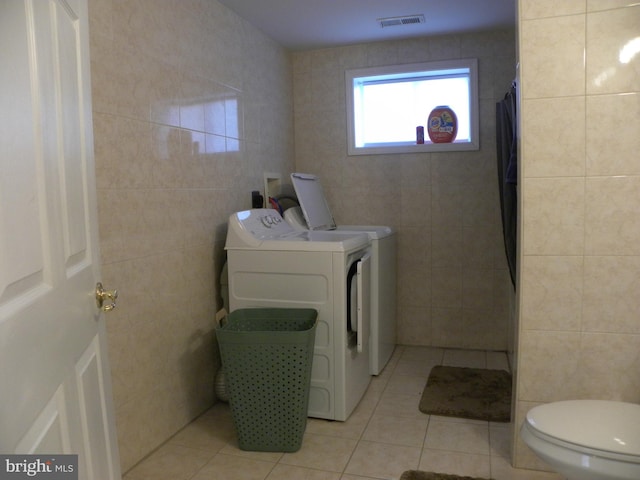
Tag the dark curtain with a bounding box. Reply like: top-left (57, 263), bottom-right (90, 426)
top-left (496, 83), bottom-right (518, 288)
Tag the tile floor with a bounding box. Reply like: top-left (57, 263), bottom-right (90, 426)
top-left (124, 346), bottom-right (563, 480)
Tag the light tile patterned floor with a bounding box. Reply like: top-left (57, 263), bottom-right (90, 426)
top-left (124, 346), bottom-right (564, 480)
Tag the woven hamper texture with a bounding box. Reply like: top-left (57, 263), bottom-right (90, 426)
top-left (216, 308), bottom-right (317, 452)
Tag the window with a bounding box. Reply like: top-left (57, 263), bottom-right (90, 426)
top-left (346, 59), bottom-right (479, 155)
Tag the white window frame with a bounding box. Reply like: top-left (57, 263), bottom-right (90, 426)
top-left (345, 59), bottom-right (479, 156)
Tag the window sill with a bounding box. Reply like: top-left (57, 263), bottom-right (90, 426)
top-left (347, 140), bottom-right (479, 156)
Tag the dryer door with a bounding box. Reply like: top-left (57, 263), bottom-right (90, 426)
top-left (346, 251), bottom-right (371, 352)
top-left (356, 252), bottom-right (371, 353)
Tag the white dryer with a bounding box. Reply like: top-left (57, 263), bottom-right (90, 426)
top-left (287, 173), bottom-right (397, 375)
top-left (225, 209), bottom-right (372, 421)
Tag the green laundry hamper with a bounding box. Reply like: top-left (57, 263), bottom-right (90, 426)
top-left (216, 308), bottom-right (317, 452)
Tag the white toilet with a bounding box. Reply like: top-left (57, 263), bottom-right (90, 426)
top-left (521, 400), bottom-right (640, 480)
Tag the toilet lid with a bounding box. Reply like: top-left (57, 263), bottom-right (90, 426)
top-left (526, 400), bottom-right (640, 456)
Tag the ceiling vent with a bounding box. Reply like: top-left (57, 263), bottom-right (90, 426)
top-left (378, 14), bottom-right (425, 28)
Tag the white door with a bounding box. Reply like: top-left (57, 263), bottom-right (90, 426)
top-left (0, 0), bottom-right (121, 478)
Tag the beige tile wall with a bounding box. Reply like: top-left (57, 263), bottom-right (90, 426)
top-left (514, 1), bottom-right (640, 470)
top-left (292, 31), bottom-right (516, 351)
top-left (85, 0), bottom-right (640, 473)
top-left (88, 0), bottom-right (294, 471)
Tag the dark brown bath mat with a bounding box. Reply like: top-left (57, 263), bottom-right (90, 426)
top-left (419, 366), bottom-right (512, 422)
top-left (400, 470), bottom-right (493, 480)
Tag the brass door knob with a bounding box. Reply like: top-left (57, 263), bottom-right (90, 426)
top-left (95, 282), bottom-right (118, 312)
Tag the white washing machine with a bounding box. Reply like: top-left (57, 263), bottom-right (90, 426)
top-left (225, 209), bottom-right (372, 421)
top-left (287, 173), bottom-right (397, 375)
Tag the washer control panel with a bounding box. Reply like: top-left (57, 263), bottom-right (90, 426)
top-left (259, 212), bottom-right (284, 228)
top-left (232, 208), bottom-right (296, 242)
